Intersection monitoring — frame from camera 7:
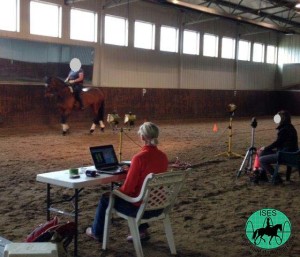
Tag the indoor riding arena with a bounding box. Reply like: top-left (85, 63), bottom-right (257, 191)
top-left (1, 1), bottom-right (300, 257)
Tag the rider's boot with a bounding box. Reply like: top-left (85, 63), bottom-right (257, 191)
top-left (79, 97), bottom-right (84, 110)
top-left (75, 92), bottom-right (84, 110)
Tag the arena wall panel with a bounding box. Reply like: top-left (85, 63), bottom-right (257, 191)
top-left (278, 91), bottom-right (300, 116)
top-left (1, 84), bottom-right (297, 129)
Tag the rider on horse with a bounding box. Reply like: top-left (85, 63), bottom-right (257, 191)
top-left (266, 217), bottom-right (272, 229)
top-left (65, 68), bottom-right (84, 110)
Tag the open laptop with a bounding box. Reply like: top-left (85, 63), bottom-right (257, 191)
top-left (89, 145), bottom-right (126, 174)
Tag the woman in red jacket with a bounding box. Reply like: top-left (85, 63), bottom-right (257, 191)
top-left (86, 122), bottom-right (169, 241)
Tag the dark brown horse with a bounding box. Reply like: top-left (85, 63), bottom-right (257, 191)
top-left (252, 224), bottom-right (282, 245)
top-left (45, 76), bottom-right (105, 135)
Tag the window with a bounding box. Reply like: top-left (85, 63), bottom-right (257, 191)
top-left (160, 25), bottom-right (178, 53)
top-left (0, 0), bottom-right (19, 32)
top-left (238, 40), bottom-right (251, 61)
top-left (30, 1), bottom-right (62, 38)
top-left (266, 45), bottom-right (277, 64)
top-left (134, 21), bottom-right (155, 50)
top-left (253, 42), bottom-right (265, 62)
top-left (70, 9), bottom-right (97, 42)
top-left (104, 15), bottom-right (128, 46)
top-left (203, 33), bottom-right (218, 57)
top-left (221, 37), bottom-right (235, 59)
top-left (183, 30), bottom-right (200, 55)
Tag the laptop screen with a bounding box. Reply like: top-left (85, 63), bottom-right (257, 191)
top-left (90, 145), bottom-right (119, 169)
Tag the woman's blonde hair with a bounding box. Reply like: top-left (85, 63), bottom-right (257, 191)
top-left (138, 122), bottom-right (159, 145)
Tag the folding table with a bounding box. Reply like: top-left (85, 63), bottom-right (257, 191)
top-left (36, 166), bottom-right (126, 256)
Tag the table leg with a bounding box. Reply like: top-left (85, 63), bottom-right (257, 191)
top-left (74, 189), bottom-right (79, 257)
top-left (45, 185), bottom-right (82, 257)
top-left (46, 184), bottom-right (51, 221)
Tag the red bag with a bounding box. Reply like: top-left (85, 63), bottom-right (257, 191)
top-left (25, 216), bottom-right (59, 242)
top-left (32, 221), bottom-right (77, 251)
top-left (25, 216), bottom-right (76, 252)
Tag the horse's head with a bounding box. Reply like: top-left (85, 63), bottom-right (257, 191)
top-left (44, 76), bottom-right (67, 98)
top-left (44, 76), bottom-right (55, 97)
top-left (277, 224), bottom-right (283, 231)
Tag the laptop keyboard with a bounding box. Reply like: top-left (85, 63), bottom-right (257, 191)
top-left (100, 166), bottom-right (118, 171)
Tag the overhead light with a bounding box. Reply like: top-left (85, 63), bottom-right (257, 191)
top-left (295, 3), bottom-right (300, 8)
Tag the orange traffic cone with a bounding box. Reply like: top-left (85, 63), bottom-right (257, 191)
top-left (253, 153), bottom-right (260, 170)
top-left (213, 123), bottom-right (218, 132)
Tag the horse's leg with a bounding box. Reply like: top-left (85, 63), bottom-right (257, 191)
top-left (90, 122), bottom-right (97, 134)
top-left (253, 236), bottom-right (257, 245)
top-left (98, 101), bottom-right (105, 132)
top-left (260, 235), bottom-right (266, 243)
top-left (269, 235), bottom-right (273, 245)
top-left (275, 235), bottom-right (282, 244)
top-left (89, 103), bottom-right (99, 134)
top-left (90, 101), bottom-right (105, 134)
top-left (61, 114), bottom-right (70, 136)
top-left (90, 105), bottom-right (99, 134)
top-left (100, 120), bottom-right (105, 131)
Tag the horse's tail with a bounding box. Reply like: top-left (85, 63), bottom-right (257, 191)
top-left (252, 229), bottom-right (258, 239)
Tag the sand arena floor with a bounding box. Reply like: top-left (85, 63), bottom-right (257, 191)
top-left (0, 117), bottom-right (300, 257)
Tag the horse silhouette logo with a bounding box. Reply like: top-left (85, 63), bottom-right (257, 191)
top-left (245, 208), bottom-right (291, 250)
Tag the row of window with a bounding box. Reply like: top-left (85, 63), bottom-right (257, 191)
top-left (0, 0), bottom-right (277, 64)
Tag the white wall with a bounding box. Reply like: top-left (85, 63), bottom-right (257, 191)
top-left (278, 34), bottom-right (300, 88)
top-left (99, 1), bottom-right (278, 90)
top-left (0, 0), bottom-right (284, 90)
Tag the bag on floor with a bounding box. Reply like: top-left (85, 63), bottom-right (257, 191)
top-left (25, 216), bottom-right (76, 256)
top-left (25, 216), bottom-right (59, 242)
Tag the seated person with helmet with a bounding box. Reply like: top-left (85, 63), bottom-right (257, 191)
top-left (259, 110), bottom-right (298, 184)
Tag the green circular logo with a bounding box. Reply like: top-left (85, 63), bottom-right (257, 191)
top-left (245, 208), bottom-right (292, 250)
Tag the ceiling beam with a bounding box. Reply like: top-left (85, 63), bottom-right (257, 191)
top-left (64, 0), bottom-right (87, 5)
top-left (200, 0), bottom-right (300, 27)
top-left (103, 0), bottom-right (140, 9)
top-left (159, 0), bottom-right (296, 34)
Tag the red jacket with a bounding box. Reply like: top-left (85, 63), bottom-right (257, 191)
top-left (119, 145), bottom-right (168, 201)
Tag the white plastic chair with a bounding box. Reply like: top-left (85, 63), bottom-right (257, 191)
top-left (102, 170), bottom-right (189, 257)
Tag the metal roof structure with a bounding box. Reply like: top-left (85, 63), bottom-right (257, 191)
top-left (65, 0), bottom-right (300, 34)
top-left (164, 0), bottom-right (300, 34)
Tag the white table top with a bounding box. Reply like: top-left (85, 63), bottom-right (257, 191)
top-left (36, 166), bottom-right (126, 189)
top-left (0, 236), bottom-right (11, 257)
